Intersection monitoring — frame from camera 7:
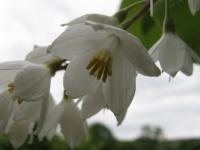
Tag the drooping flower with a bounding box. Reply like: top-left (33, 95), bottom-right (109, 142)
top-left (48, 21), bottom-right (160, 124)
top-left (149, 32), bottom-right (200, 77)
top-left (39, 98), bottom-right (86, 148)
top-left (0, 61), bottom-right (51, 102)
top-left (149, 0), bottom-right (200, 77)
top-left (0, 91), bottom-right (56, 148)
top-left (188, 0), bottom-right (200, 15)
top-left (8, 94), bottom-right (56, 148)
top-left (0, 60), bottom-right (52, 140)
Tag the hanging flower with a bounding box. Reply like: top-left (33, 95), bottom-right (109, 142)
top-left (149, 32), bottom-right (200, 77)
top-left (0, 91), bottom-right (56, 148)
top-left (0, 61), bottom-right (51, 103)
top-left (39, 98), bottom-right (86, 148)
top-left (48, 21), bottom-right (160, 124)
top-left (188, 0), bottom-right (200, 15)
top-left (0, 61), bottom-right (52, 140)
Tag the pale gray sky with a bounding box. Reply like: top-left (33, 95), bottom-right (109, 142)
top-left (1, 0), bottom-right (200, 140)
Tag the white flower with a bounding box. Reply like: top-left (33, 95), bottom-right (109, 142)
top-left (0, 61), bottom-right (52, 140)
top-left (149, 32), bottom-right (200, 77)
top-left (0, 61), bottom-right (51, 102)
top-left (188, 0), bottom-right (200, 15)
top-left (39, 98), bottom-right (85, 148)
top-left (0, 91), bottom-right (34, 148)
top-left (48, 21), bottom-right (160, 124)
top-left (0, 92), bottom-right (56, 148)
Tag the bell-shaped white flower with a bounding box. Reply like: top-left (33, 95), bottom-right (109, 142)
top-left (0, 94), bottom-right (32, 149)
top-left (0, 61), bottom-right (28, 94)
top-left (188, 0), bottom-right (200, 15)
top-left (0, 61), bottom-right (51, 102)
top-left (48, 21), bottom-right (160, 124)
top-left (149, 32), bottom-right (200, 77)
top-left (0, 93), bottom-right (56, 147)
top-left (39, 98), bottom-right (85, 148)
top-left (0, 61), bottom-right (52, 140)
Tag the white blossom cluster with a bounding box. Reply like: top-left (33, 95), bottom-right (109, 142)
top-left (0, 0), bottom-right (200, 148)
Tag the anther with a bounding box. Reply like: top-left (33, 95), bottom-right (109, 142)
top-left (86, 50), bottom-right (112, 82)
top-left (7, 82), bottom-right (14, 93)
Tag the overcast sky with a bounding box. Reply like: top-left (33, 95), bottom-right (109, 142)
top-left (1, 0), bottom-right (200, 140)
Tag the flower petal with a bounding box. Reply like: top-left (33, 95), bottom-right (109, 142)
top-left (26, 46), bottom-right (60, 64)
top-left (35, 93), bottom-right (50, 135)
top-left (66, 14), bottom-right (119, 26)
top-left (181, 51), bottom-right (193, 76)
top-left (148, 36), bottom-right (164, 62)
top-left (0, 91), bottom-right (15, 133)
top-left (64, 53), bottom-right (100, 99)
top-left (13, 63), bottom-right (51, 101)
top-left (60, 100), bottom-right (85, 148)
top-left (13, 101), bottom-right (42, 122)
top-left (103, 49), bottom-right (136, 120)
top-left (9, 121), bottom-right (30, 149)
top-left (102, 24), bottom-right (160, 76)
top-left (0, 61), bottom-right (29, 93)
top-left (187, 46), bottom-right (200, 64)
top-left (158, 33), bottom-right (187, 77)
top-left (116, 110), bottom-right (127, 126)
top-left (38, 100), bottom-right (65, 140)
top-left (81, 85), bottom-right (106, 119)
top-left (0, 91), bottom-right (12, 120)
top-left (48, 24), bottom-right (108, 59)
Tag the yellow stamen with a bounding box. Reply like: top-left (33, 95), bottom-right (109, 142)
top-left (7, 83), bottom-right (23, 104)
top-left (86, 49), bottom-right (112, 82)
top-left (7, 82), bottom-right (14, 93)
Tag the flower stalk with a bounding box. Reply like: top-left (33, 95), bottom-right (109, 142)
top-left (113, 0), bottom-right (145, 23)
top-left (163, 0), bottom-right (175, 33)
top-left (46, 59), bottom-right (67, 75)
top-left (121, 0), bottom-right (150, 30)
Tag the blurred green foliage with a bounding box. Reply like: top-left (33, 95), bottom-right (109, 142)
top-left (120, 0), bottom-right (200, 57)
top-left (1, 123), bottom-right (200, 150)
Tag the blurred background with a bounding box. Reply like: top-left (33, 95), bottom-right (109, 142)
top-left (1, 0), bottom-right (200, 149)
